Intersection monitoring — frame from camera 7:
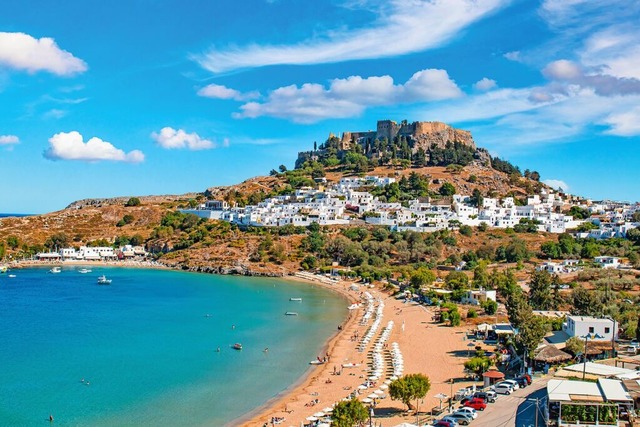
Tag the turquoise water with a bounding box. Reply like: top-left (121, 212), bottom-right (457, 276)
top-left (0, 267), bottom-right (347, 426)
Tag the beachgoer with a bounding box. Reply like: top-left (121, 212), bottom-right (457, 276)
top-left (216, 347), bottom-right (221, 352)
top-left (264, 347), bottom-right (269, 353)
top-left (49, 414), bottom-right (54, 422)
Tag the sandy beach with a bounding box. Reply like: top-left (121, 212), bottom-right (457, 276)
top-left (241, 278), bottom-right (482, 427)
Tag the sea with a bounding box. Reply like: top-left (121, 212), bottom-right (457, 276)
top-left (0, 267), bottom-right (348, 426)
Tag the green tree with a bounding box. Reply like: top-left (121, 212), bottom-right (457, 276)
top-left (564, 336), bottom-right (585, 356)
top-left (0, 241), bottom-right (5, 259)
top-left (445, 271), bottom-right (469, 290)
top-left (517, 315), bottom-right (550, 356)
top-left (571, 286), bottom-right (604, 316)
top-left (481, 299), bottom-right (498, 315)
top-left (529, 270), bottom-right (555, 310)
top-left (464, 356), bottom-right (492, 374)
top-left (278, 164), bottom-right (287, 173)
top-left (410, 267), bottom-right (436, 288)
top-left (389, 373), bottom-right (431, 412)
top-left (439, 182), bottom-right (456, 196)
top-left (6, 235), bottom-right (19, 250)
top-left (125, 197), bottom-right (141, 207)
top-left (44, 232), bottom-right (70, 250)
top-left (331, 398), bottom-right (369, 427)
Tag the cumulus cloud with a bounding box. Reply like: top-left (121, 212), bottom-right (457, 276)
top-left (234, 68), bottom-right (462, 123)
top-left (543, 179), bottom-right (569, 192)
top-left (197, 83), bottom-right (259, 101)
top-left (0, 135), bottom-right (19, 145)
top-left (542, 59), bottom-right (640, 96)
top-left (503, 51), bottom-right (521, 62)
top-left (195, 0), bottom-right (507, 72)
top-left (44, 131), bottom-right (144, 163)
top-left (151, 127), bottom-right (218, 150)
top-left (0, 32), bottom-right (87, 76)
top-left (473, 77), bottom-right (497, 91)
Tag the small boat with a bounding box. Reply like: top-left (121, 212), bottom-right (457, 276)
top-left (233, 343), bottom-right (242, 350)
top-left (289, 297), bottom-right (302, 301)
top-left (78, 268), bottom-right (92, 274)
top-left (285, 311), bottom-right (298, 316)
top-left (50, 267), bottom-right (62, 274)
top-left (8, 274), bottom-right (16, 278)
top-left (97, 275), bottom-right (112, 285)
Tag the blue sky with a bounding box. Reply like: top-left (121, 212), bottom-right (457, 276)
top-left (1, 0), bottom-right (639, 214)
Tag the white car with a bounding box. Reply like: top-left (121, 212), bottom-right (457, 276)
top-left (493, 383), bottom-right (512, 395)
top-left (455, 407), bottom-right (478, 419)
top-left (500, 379), bottom-right (520, 390)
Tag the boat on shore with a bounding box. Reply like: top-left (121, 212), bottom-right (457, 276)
top-left (233, 343), bottom-right (243, 350)
top-left (289, 297), bottom-right (302, 301)
top-left (285, 311), bottom-right (298, 316)
top-left (97, 275), bottom-right (112, 285)
top-left (49, 267), bottom-right (62, 274)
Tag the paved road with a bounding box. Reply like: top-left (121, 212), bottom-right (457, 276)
top-left (461, 377), bottom-right (551, 427)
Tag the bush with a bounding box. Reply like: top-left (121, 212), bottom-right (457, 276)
top-left (481, 299), bottom-right (498, 315)
top-left (125, 197), bottom-right (141, 207)
top-left (467, 309), bottom-right (478, 318)
top-left (459, 225), bottom-right (473, 237)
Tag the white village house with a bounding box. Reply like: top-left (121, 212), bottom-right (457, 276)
top-left (562, 316), bottom-right (618, 342)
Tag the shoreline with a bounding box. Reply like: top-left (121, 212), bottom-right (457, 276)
top-left (234, 274), bottom-right (362, 427)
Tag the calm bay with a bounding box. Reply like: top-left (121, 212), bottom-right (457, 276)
top-left (0, 267), bottom-right (347, 426)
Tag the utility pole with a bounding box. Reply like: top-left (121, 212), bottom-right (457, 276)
top-left (535, 397), bottom-right (539, 427)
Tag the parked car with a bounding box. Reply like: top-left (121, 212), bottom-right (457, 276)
top-left (513, 377), bottom-right (529, 388)
top-left (463, 398), bottom-right (487, 411)
top-left (444, 413), bottom-right (472, 425)
top-left (455, 407), bottom-right (478, 419)
top-left (492, 383), bottom-right (512, 395)
top-left (434, 419), bottom-right (458, 427)
top-left (473, 391), bottom-right (497, 403)
top-left (501, 379), bottom-right (520, 390)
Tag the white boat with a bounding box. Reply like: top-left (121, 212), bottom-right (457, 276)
top-left (97, 275), bottom-right (112, 285)
top-left (8, 274), bottom-right (16, 278)
top-left (285, 311), bottom-right (298, 316)
top-left (78, 268), bottom-right (92, 274)
top-left (50, 267), bottom-right (62, 274)
top-left (289, 297), bottom-right (302, 301)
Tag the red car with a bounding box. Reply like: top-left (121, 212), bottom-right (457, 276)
top-left (463, 397), bottom-right (487, 411)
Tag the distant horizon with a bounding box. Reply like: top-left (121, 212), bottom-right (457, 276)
top-left (2, 1), bottom-right (639, 213)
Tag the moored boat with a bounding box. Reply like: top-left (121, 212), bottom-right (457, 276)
top-left (285, 311), bottom-right (298, 316)
top-left (233, 343), bottom-right (242, 350)
top-left (50, 267), bottom-right (62, 274)
top-left (97, 275), bottom-right (112, 285)
top-left (289, 297), bottom-right (302, 301)
top-left (78, 268), bottom-right (92, 274)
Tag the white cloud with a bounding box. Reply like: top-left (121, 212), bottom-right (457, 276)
top-left (473, 77), bottom-right (497, 91)
top-left (601, 106), bottom-right (640, 136)
top-left (0, 135), bottom-right (19, 145)
top-left (234, 68), bottom-right (462, 123)
top-left (543, 179), bottom-right (569, 192)
top-left (542, 59), bottom-right (640, 97)
top-left (503, 51), bottom-right (521, 62)
top-left (0, 32), bottom-right (87, 76)
top-left (198, 84), bottom-right (244, 100)
top-left (44, 131), bottom-right (144, 163)
top-left (195, 0), bottom-right (507, 72)
top-left (43, 109), bottom-right (67, 119)
top-left (151, 127), bottom-right (217, 150)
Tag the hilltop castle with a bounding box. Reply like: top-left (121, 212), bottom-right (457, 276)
top-left (339, 119), bottom-right (476, 151)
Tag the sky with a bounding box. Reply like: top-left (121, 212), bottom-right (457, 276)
top-left (1, 0), bottom-right (639, 214)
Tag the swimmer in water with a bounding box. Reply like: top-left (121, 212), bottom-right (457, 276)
top-left (264, 347), bottom-right (269, 353)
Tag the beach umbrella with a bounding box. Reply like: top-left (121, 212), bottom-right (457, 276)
top-left (322, 407), bottom-right (333, 413)
top-left (368, 393), bottom-right (378, 399)
top-left (317, 423), bottom-right (331, 427)
top-left (369, 375), bottom-right (379, 380)
top-left (375, 389), bottom-right (385, 395)
top-left (313, 411), bottom-right (325, 417)
top-left (380, 384), bottom-right (388, 389)
top-left (434, 393), bottom-right (448, 409)
top-left (390, 376), bottom-right (398, 380)
top-left (358, 384), bottom-right (368, 390)
top-left (384, 380), bottom-right (392, 385)
top-left (361, 398), bottom-right (373, 403)
top-left (306, 416), bottom-right (318, 421)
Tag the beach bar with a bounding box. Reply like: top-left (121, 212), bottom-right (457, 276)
top-left (547, 378), bottom-right (633, 426)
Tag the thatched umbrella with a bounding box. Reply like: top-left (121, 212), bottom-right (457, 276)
top-left (534, 345), bottom-right (572, 364)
